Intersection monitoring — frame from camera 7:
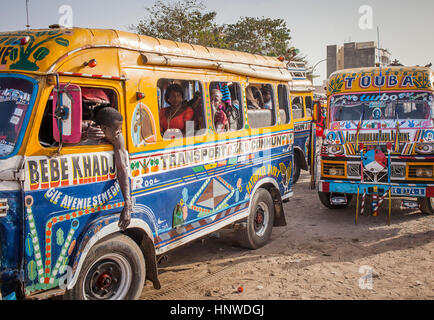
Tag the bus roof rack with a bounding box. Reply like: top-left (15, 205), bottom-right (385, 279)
top-left (287, 61), bottom-right (307, 79)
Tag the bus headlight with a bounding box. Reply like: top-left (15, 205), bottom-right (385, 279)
top-left (416, 168), bottom-right (433, 178)
top-left (327, 144), bottom-right (344, 155)
top-left (329, 167), bottom-right (345, 176)
top-left (415, 143), bottom-right (434, 154)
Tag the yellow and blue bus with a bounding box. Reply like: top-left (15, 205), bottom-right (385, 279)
top-left (0, 27), bottom-right (296, 299)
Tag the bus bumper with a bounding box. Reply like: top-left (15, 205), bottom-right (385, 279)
top-left (318, 180), bottom-right (434, 198)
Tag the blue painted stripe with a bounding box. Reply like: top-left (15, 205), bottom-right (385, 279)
top-left (130, 129), bottom-right (294, 157)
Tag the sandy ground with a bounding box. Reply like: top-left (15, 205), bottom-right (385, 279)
top-left (140, 172), bottom-right (434, 300)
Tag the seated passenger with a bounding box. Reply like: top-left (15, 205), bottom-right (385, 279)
top-left (410, 104), bottom-right (427, 119)
top-left (210, 89), bottom-right (229, 132)
top-left (159, 84), bottom-right (194, 136)
top-left (186, 90), bottom-right (204, 131)
top-left (261, 88), bottom-right (272, 110)
top-left (246, 86), bottom-right (261, 110)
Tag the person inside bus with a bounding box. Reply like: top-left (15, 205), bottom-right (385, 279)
top-left (159, 83), bottom-right (194, 136)
top-left (410, 103), bottom-right (428, 119)
top-left (186, 89), bottom-right (204, 132)
top-left (246, 86), bottom-right (262, 110)
top-left (210, 88), bottom-right (229, 132)
top-left (260, 87), bottom-right (273, 110)
top-left (92, 107), bottom-right (133, 231)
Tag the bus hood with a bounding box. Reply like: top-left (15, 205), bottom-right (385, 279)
top-left (0, 155), bottom-right (24, 182)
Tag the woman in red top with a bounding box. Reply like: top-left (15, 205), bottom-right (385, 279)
top-left (159, 84), bottom-right (194, 136)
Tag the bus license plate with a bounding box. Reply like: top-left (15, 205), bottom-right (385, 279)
top-left (391, 187), bottom-right (425, 196)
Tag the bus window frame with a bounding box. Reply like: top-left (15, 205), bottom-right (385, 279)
top-left (291, 94), bottom-right (306, 120)
top-left (277, 84), bottom-right (291, 125)
top-left (209, 81), bottom-right (244, 133)
top-left (157, 78), bottom-right (207, 141)
top-left (37, 82), bottom-right (122, 150)
top-left (246, 82), bottom-right (277, 129)
top-left (304, 95), bottom-right (313, 119)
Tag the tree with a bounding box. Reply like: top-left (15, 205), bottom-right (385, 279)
top-left (222, 17), bottom-right (297, 60)
top-left (132, 0), bottom-right (223, 47)
top-left (132, 0), bottom-right (305, 63)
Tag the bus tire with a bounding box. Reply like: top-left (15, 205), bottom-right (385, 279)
top-left (418, 197), bottom-right (434, 215)
top-left (64, 234), bottom-right (145, 300)
top-left (293, 156), bottom-right (301, 184)
top-left (318, 191), bottom-right (352, 209)
top-left (238, 188), bottom-right (275, 250)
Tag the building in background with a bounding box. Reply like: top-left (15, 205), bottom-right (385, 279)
top-left (326, 41), bottom-right (391, 78)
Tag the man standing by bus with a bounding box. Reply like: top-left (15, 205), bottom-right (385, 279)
top-left (87, 107), bottom-right (133, 230)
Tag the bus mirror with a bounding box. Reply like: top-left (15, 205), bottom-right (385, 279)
top-left (53, 84), bottom-right (82, 144)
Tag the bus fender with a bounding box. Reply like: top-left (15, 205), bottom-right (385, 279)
top-left (293, 146), bottom-right (308, 171)
top-left (248, 177), bottom-right (287, 227)
top-left (67, 214), bottom-right (160, 290)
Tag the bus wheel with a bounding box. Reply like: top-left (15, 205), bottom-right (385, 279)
top-left (318, 191), bottom-right (352, 209)
top-left (293, 157), bottom-right (301, 184)
top-left (418, 197), bottom-right (434, 215)
top-left (64, 234), bottom-right (145, 300)
top-left (238, 188), bottom-right (275, 249)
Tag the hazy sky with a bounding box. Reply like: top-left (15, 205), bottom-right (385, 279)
top-left (1, 0), bottom-right (433, 85)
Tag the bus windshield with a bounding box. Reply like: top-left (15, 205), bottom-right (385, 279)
top-left (0, 76), bottom-right (36, 157)
top-left (330, 91), bottom-right (434, 122)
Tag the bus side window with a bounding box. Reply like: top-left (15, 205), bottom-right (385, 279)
top-left (247, 83), bottom-right (276, 128)
top-left (209, 81), bottom-right (244, 132)
top-left (278, 84), bottom-right (290, 124)
top-left (292, 96), bottom-right (305, 119)
top-left (305, 96), bottom-right (313, 118)
top-left (38, 86), bottom-right (117, 147)
top-left (157, 79), bottom-right (205, 138)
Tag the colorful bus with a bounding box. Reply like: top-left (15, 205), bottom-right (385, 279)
top-left (287, 61), bottom-right (315, 183)
top-left (318, 66), bottom-right (434, 217)
top-left (0, 27), bottom-right (295, 299)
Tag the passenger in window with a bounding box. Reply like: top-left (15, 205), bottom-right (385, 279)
top-left (261, 88), bottom-right (273, 110)
top-left (186, 90), bottom-right (204, 131)
top-left (210, 89), bottom-right (229, 132)
top-left (159, 84), bottom-right (194, 136)
top-left (246, 86), bottom-right (261, 110)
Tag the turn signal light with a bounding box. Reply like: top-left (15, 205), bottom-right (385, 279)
top-left (84, 59), bottom-right (97, 68)
top-left (20, 36), bottom-right (30, 45)
top-left (136, 92), bottom-right (146, 100)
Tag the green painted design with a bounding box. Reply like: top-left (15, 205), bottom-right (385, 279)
top-left (328, 76), bottom-right (344, 95)
top-left (27, 260), bottom-right (37, 281)
top-left (172, 203), bottom-right (184, 228)
top-left (5, 37), bottom-right (18, 45)
top-left (33, 47), bottom-right (50, 61)
top-left (9, 47), bottom-right (18, 61)
top-left (25, 279), bottom-right (60, 295)
top-left (413, 72), bottom-right (431, 89)
top-left (54, 37), bottom-right (69, 47)
top-left (228, 157), bottom-right (237, 164)
top-left (56, 228), bottom-right (64, 246)
top-left (5, 32), bottom-right (71, 71)
top-left (192, 166), bottom-right (205, 173)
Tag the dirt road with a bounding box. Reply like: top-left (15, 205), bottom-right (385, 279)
top-left (140, 172), bottom-right (434, 300)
